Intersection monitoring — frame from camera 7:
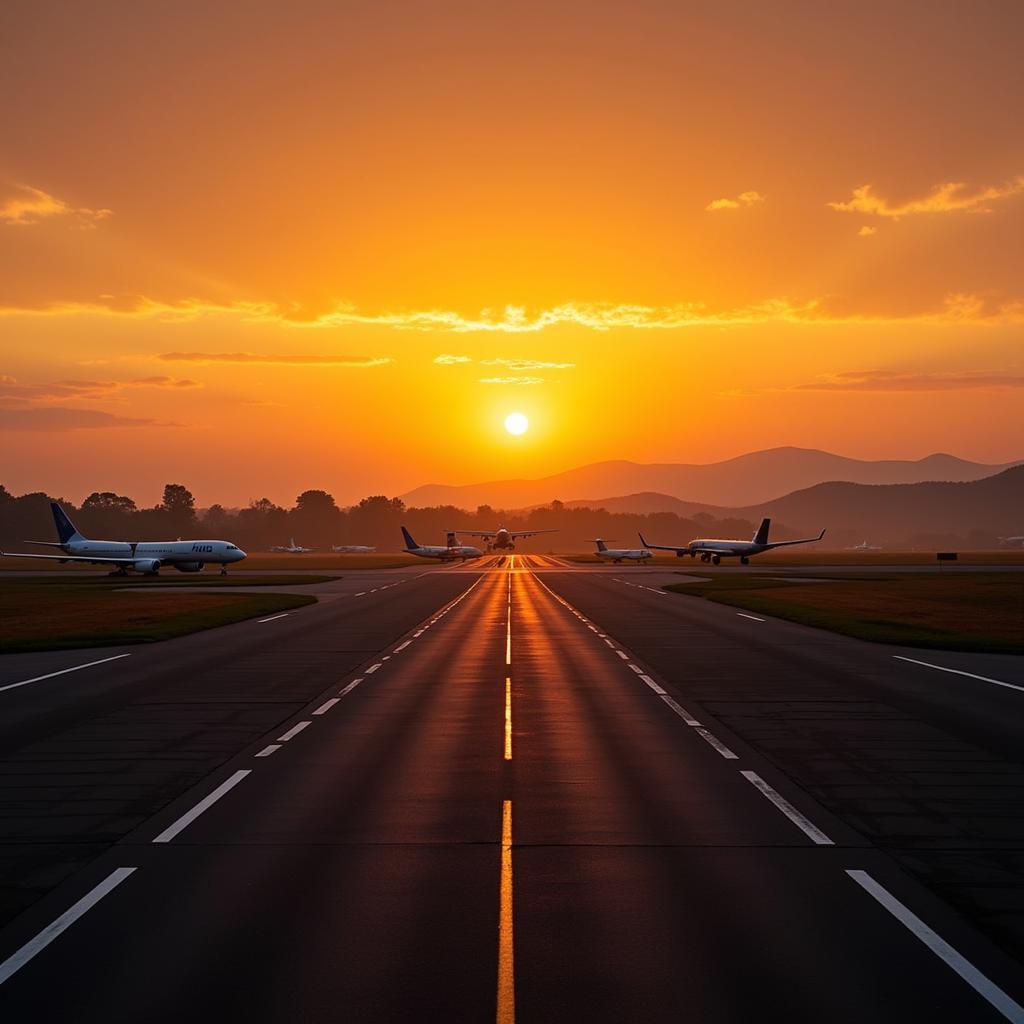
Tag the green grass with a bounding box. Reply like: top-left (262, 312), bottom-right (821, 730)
top-left (1, 574), bottom-right (338, 588)
top-left (663, 573), bottom-right (1024, 653)
top-left (0, 578), bottom-right (316, 653)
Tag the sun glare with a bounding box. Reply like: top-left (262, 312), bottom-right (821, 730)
top-left (504, 412), bottom-right (529, 435)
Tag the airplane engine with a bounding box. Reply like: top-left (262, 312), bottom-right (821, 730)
top-left (174, 561), bottom-right (204, 573)
top-left (133, 558), bottom-right (162, 574)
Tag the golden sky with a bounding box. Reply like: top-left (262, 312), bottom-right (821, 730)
top-left (2, 1), bottom-right (1023, 506)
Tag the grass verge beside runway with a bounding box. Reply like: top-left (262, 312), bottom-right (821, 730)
top-left (663, 573), bottom-right (1024, 653)
top-left (0, 578), bottom-right (316, 652)
top-left (566, 550), bottom-right (1024, 566)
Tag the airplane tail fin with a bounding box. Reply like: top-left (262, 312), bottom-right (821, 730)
top-left (51, 502), bottom-right (84, 545)
top-left (594, 538), bottom-right (607, 552)
top-left (753, 518), bottom-right (771, 545)
top-left (638, 532), bottom-right (650, 548)
top-left (446, 531), bottom-right (458, 548)
top-left (401, 526), bottom-right (418, 550)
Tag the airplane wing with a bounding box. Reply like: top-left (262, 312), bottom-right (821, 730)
top-left (508, 529), bottom-right (558, 538)
top-left (637, 532), bottom-right (688, 553)
top-left (456, 531), bottom-right (494, 539)
top-left (0, 551), bottom-right (135, 566)
top-left (766, 528), bottom-right (827, 549)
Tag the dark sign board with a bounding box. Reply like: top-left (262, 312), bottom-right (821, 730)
top-left (936, 552), bottom-right (958, 561)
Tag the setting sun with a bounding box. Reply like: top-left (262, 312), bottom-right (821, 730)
top-left (504, 412), bottom-right (529, 436)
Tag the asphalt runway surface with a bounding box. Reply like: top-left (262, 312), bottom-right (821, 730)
top-left (0, 557), bottom-right (1022, 1021)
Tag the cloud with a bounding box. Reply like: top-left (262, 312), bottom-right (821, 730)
top-left (158, 352), bottom-right (393, 366)
top-left (0, 376), bottom-right (200, 403)
top-left (0, 407), bottom-right (164, 431)
top-left (434, 354), bottom-right (472, 364)
top-left (478, 376), bottom-right (547, 385)
top-left (480, 358), bottom-right (575, 370)
top-left (5, 293), bottom-right (1024, 331)
top-left (828, 177), bottom-right (1024, 218)
top-left (0, 184), bottom-right (112, 227)
top-left (858, 226), bottom-right (877, 237)
top-left (706, 190), bottom-right (765, 211)
top-left (795, 369), bottom-right (1024, 392)
top-left (130, 376), bottom-right (201, 388)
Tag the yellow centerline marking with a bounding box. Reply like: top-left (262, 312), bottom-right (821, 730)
top-left (504, 676), bottom-right (512, 760)
top-left (497, 799), bottom-right (515, 1024)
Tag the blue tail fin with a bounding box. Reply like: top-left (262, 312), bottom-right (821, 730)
top-left (51, 502), bottom-right (83, 544)
top-left (594, 538), bottom-right (607, 552)
top-left (753, 518), bottom-right (771, 545)
top-left (401, 526), bottom-right (418, 549)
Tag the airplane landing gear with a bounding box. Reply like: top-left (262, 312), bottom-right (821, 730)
top-left (712, 554), bottom-right (721, 565)
top-left (220, 564), bottom-right (228, 576)
top-left (740, 556), bottom-right (749, 565)
top-left (108, 567), bottom-right (129, 577)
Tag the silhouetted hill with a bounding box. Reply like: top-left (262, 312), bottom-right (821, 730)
top-left (400, 448), bottom-right (1020, 510)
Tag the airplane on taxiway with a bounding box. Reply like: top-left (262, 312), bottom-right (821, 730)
top-left (592, 538), bottom-right (652, 564)
top-left (846, 540), bottom-right (882, 551)
top-left (0, 502), bottom-right (247, 575)
top-left (332, 544), bottom-right (377, 553)
top-left (639, 517), bottom-right (826, 565)
top-left (456, 526), bottom-right (557, 551)
top-left (401, 527), bottom-right (483, 562)
top-left (271, 538), bottom-right (314, 553)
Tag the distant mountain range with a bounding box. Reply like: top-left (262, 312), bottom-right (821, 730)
top-left (635, 466), bottom-right (1024, 543)
top-left (400, 448), bottom-right (1022, 511)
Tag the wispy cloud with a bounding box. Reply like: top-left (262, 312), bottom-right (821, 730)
top-left (828, 177), bottom-right (1024, 218)
top-left (5, 294), bottom-right (1024, 331)
top-left (795, 369), bottom-right (1024, 392)
top-left (706, 190), bottom-right (764, 211)
top-left (0, 184), bottom-right (112, 227)
top-left (0, 407), bottom-right (164, 431)
top-left (858, 225), bottom-right (877, 237)
top-left (480, 357), bottom-right (575, 370)
top-left (158, 352), bottom-right (393, 366)
top-left (478, 376), bottom-right (547, 385)
top-left (0, 376), bottom-right (201, 403)
top-left (434, 354), bottom-right (472, 364)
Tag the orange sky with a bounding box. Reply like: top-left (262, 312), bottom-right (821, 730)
top-left (2, 1), bottom-right (1023, 506)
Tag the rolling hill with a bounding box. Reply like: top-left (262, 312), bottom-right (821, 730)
top-left (400, 448), bottom-right (1020, 511)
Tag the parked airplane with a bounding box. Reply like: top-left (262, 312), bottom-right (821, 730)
top-left (456, 526), bottom-right (557, 551)
top-left (0, 502), bottom-right (247, 575)
top-left (998, 535), bottom-right (1024, 547)
top-left (639, 518), bottom-right (826, 565)
top-left (401, 527), bottom-right (483, 562)
top-left (331, 544), bottom-right (377, 553)
top-left (592, 538), bottom-right (652, 564)
top-left (846, 540), bottom-right (882, 551)
top-left (271, 538), bottom-right (314, 553)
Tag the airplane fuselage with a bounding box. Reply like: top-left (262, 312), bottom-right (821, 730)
top-left (50, 538), bottom-right (245, 572)
top-left (407, 545), bottom-right (483, 561)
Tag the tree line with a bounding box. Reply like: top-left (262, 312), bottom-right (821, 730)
top-left (0, 484), bottom-right (763, 552)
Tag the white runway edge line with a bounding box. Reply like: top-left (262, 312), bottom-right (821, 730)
top-left (278, 720), bottom-right (311, 741)
top-left (737, 612), bottom-right (765, 622)
top-left (152, 770), bottom-right (251, 844)
top-left (694, 727), bottom-right (739, 759)
top-left (255, 744), bottom-right (281, 757)
top-left (339, 678), bottom-right (363, 696)
top-left (0, 867), bottom-right (137, 986)
top-left (313, 698), bottom-right (340, 716)
top-left (0, 653), bottom-right (131, 696)
top-left (741, 771), bottom-right (834, 845)
top-left (846, 870), bottom-right (1024, 1022)
top-left (893, 656), bottom-right (1024, 695)
top-left (257, 613), bottom-right (289, 624)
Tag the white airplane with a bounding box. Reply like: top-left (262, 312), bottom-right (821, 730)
top-left (998, 535), bottom-right (1024, 547)
top-left (401, 527), bottom-right (482, 562)
top-left (331, 544), bottom-right (377, 553)
top-left (456, 526), bottom-right (557, 552)
top-left (271, 538), bottom-right (314, 553)
top-left (639, 518), bottom-right (826, 565)
top-left (592, 538), bottom-right (652, 564)
top-left (1, 502), bottom-right (247, 576)
top-left (846, 540), bottom-right (882, 551)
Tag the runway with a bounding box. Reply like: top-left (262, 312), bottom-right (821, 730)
top-left (0, 557), bottom-right (1021, 1021)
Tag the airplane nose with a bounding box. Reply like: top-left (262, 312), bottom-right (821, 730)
top-left (235, 548), bottom-right (247, 560)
